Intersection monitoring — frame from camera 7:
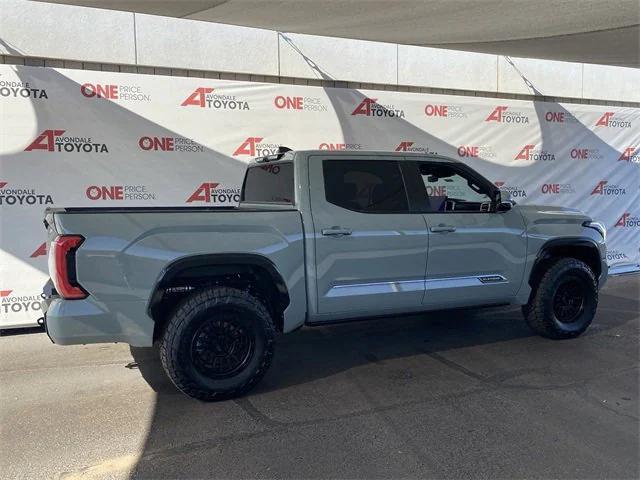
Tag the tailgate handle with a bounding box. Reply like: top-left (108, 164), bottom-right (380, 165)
top-left (322, 226), bottom-right (352, 237)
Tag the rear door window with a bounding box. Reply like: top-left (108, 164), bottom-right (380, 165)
top-left (323, 160), bottom-right (409, 213)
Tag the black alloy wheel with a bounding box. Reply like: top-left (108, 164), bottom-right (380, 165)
top-left (552, 277), bottom-right (585, 324)
top-left (190, 312), bottom-right (255, 379)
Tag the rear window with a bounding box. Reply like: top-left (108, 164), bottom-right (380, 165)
top-left (323, 160), bottom-right (409, 213)
top-left (241, 162), bottom-right (294, 204)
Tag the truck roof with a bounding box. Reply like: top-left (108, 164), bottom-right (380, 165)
top-left (251, 149), bottom-right (462, 164)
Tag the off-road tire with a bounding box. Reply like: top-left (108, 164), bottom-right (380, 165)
top-left (160, 287), bottom-right (275, 401)
top-left (523, 257), bottom-right (598, 339)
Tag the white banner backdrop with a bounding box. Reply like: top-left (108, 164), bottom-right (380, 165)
top-left (1, 65), bottom-right (639, 328)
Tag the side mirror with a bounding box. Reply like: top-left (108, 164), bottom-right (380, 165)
top-left (496, 188), bottom-right (511, 202)
top-left (496, 201), bottom-right (513, 212)
top-left (495, 189), bottom-right (514, 212)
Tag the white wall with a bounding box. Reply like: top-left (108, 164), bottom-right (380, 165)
top-left (1, 0), bottom-right (639, 103)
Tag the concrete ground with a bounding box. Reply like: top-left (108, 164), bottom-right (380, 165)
top-left (1, 276), bottom-right (638, 480)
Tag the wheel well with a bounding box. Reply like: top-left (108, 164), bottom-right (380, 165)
top-left (149, 259), bottom-right (289, 342)
top-left (529, 241), bottom-right (601, 290)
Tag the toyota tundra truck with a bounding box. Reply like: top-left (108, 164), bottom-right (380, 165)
top-left (42, 149), bottom-right (608, 400)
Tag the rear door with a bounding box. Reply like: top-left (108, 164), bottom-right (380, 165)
top-left (308, 155), bottom-right (429, 320)
top-left (402, 160), bottom-right (527, 308)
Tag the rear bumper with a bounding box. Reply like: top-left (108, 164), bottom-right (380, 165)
top-left (44, 297), bottom-right (122, 345)
top-left (42, 295), bottom-right (153, 347)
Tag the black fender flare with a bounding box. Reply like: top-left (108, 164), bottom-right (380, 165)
top-left (146, 253), bottom-right (290, 318)
top-left (529, 236), bottom-right (602, 287)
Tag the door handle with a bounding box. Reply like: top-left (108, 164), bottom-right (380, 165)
top-left (322, 226), bottom-right (352, 237)
top-left (430, 225), bottom-right (456, 233)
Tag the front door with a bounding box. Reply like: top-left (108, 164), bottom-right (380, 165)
top-left (309, 156), bottom-right (429, 320)
top-left (404, 160), bottom-right (527, 308)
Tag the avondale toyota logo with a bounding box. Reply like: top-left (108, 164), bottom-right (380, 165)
top-left (24, 129), bottom-right (109, 153)
top-left (595, 112), bottom-right (632, 128)
top-left (181, 87), bottom-right (250, 110)
top-left (186, 182), bottom-right (240, 204)
top-left (187, 182), bottom-right (218, 202)
top-left (0, 77), bottom-right (48, 99)
top-left (232, 137), bottom-right (280, 156)
top-left (514, 144), bottom-right (555, 161)
top-left (607, 250), bottom-right (629, 263)
top-left (395, 141), bottom-right (435, 154)
top-left (485, 106), bottom-right (530, 124)
top-left (619, 147), bottom-right (639, 162)
top-left (1, 289), bottom-right (43, 315)
top-left (591, 181), bottom-right (626, 196)
top-left (494, 181), bottom-right (527, 198)
top-left (0, 181), bottom-right (54, 206)
top-left (351, 98), bottom-right (405, 118)
top-left (614, 212), bottom-right (640, 228)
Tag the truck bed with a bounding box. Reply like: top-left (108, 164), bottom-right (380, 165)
top-left (43, 206), bottom-right (307, 345)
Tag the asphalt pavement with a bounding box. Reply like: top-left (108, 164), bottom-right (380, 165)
top-left (1, 275), bottom-right (638, 479)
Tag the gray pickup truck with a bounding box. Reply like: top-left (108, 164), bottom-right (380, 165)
top-left (42, 149), bottom-right (607, 400)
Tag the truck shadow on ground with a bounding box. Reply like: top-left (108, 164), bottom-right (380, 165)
top-left (130, 286), bottom-right (639, 398)
top-left (131, 306), bottom-right (532, 396)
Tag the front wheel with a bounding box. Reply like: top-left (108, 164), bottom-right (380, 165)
top-left (523, 258), bottom-right (598, 339)
top-left (160, 287), bottom-right (275, 401)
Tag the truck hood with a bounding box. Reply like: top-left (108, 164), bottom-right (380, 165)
top-left (515, 204), bottom-right (591, 226)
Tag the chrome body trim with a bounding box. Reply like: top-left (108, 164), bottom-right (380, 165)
top-left (425, 274), bottom-right (507, 289)
top-left (326, 275), bottom-right (508, 297)
top-left (326, 279), bottom-right (425, 298)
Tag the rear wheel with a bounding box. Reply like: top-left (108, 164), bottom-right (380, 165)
top-left (523, 258), bottom-right (597, 339)
top-left (160, 287), bottom-right (275, 401)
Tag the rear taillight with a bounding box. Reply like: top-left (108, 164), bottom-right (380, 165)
top-left (48, 235), bottom-right (87, 299)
